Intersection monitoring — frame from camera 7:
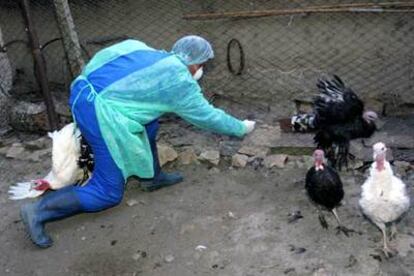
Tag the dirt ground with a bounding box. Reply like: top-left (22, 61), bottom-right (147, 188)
top-left (0, 119), bottom-right (414, 276)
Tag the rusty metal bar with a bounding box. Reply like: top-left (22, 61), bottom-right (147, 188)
top-left (20, 0), bottom-right (58, 130)
top-left (183, 2), bottom-right (414, 20)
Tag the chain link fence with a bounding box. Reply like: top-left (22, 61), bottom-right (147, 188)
top-left (0, 0), bottom-right (414, 131)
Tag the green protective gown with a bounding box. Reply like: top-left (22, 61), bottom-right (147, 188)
top-left (70, 39), bottom-right (247, 179)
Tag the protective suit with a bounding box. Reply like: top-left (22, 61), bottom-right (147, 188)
top-left (20, 36), bottom-right (249, 248)
top-left (70, 39), bottom-right (247, 180)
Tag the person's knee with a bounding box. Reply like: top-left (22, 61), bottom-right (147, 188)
top-left (74, 180), bottom-right (124, 212)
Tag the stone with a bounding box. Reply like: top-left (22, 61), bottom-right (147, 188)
top-left (301, 155), bottom-right (314, 169)
top-left (209, 167), bottom-right (221, 174)
top-left (126, 199), bottom-right (139, 207)
top-left (349, 159), bottom-right (364, 170)
top-left (23, 136), bottom-right (51, 150)
top-left (180, 223), bottom-right (196, 235)
top-left (6, 143), bottom-right (25, 159)
top-left (374, 118), bottom-right (386, 131)
top-left (53, 94), bottom-right (72, 118)
top-left (219, 140), bottom-right (241, 156)
top-left (393, 161), bottom-right (411, 177)
top-left (238, 146), bottom-right (269, 158)
top-left (0, 135), bottom-right (20, 147)
top-left (242, 124), bottom-right (281, 147)
top-left (313, 267), bottom-right (334, 276)
top-left (195, 245), bottom-right (207, 251)
top-left (364, 132), bottom-right (414, 149)
top-left (363, 98), bottom-right (384, 116)
top-left (164, 254), bottom-right (175, 263)
top-left (132, 253), bottom-right (142, 261)
top-left (0, 146), bottom-right (8, 155)
top-left (231, 154), bottom-right (249, 168)
top-left (178, 148), bottom-right (198, 165)
top-left (9, 101), bottom-right (49, 132)
top-left (157, 144), bottom-right (178, 167)
top-left (381, 92), bottom-right (414, 116)
top-left (264, 154), bottom-right (288, 169)
top-left (199, 150), bottom-right (220, 166)
top-left (243, 123), bottom-right (315, 153)
top-left (22, 148), bottom-right (52, 162)
top-left (350, 139), bottom-right (393, 162)
top-left (248, 156), bottom-right (264, 170)
top-left (345, 255), bottom-right (358, 268)
top-left (349, 140), bottom-right (369, 161)
top-left (227, 211), bottom-right (237, 219)
top-left (294, 97), bottom-right (314, 114)
top-left (243, 124), bottom-right (315, 152)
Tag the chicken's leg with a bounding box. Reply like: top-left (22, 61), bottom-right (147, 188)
top-left (344, 142), bottom-right (350, 170)
top-left (390, 222), bottom-right (398, 241)
top-left (315, 205), bottom-right (328, 229)
top-left (336, 142), bottom-right (349, 171)
top-left (332, 208), bottom-right (354, 237)
top-left (326, 146), bottom-right (336, 168)
top-left (375, 221), bottom-right (396, 258)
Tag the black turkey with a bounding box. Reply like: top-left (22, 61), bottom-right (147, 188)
top-left (305, 149), bottom-right (353, 236)
top-left (292, 75), bottom-right (377, 169)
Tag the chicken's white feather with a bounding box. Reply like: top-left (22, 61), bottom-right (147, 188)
top-left (9, 123), bottom-right (87, 200)
top-left (47, 123), bottom-right (84, 189)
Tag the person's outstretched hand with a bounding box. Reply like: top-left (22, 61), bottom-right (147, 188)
top-left (243, 120), bottom-right (256, 134)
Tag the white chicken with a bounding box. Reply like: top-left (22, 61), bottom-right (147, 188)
top-left (359, 142), bottom-right (410, 257)
top-left (8, 123), bottom-right (91, 200)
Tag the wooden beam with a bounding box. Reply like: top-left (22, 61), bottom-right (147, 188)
top-left (20, 0), bottom-right (59, 130)
top-left (183, 2), bottom-right (414, 20)
top-left (53, 0), bottom-right (85, 78)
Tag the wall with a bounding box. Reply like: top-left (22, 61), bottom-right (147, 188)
top-left (0, 0), bottom-right (413, 116)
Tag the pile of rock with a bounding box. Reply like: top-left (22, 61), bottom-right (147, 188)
top-left (157, 124), bottom-right (315, 170)
top-left (0, 136), bottom-right (52, 162)
top-left (2, 121), bottom-right (412, 178)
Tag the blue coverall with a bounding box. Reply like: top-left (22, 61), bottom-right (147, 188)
top-left (70, 80), bottom-right (160, 211)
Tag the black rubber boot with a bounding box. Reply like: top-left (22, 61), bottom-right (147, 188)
top-left (140, 129), bottom-right (183, 192)
top-left (20, 187), bottom-right (82, 248)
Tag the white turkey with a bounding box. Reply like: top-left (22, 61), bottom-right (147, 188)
top-left (8, 123), bottom-right (93, 200)
top-left (359, 142), bottom-right (410, 257)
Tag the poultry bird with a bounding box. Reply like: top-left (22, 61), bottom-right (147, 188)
top-left (305, 149), bottom-right (353, 236)
top-left (292, 75), bottom-right (378, 170)
top-left (8, 123), bottom-right (93, 200)
top-left (359, 142), bottom-right (410, 257)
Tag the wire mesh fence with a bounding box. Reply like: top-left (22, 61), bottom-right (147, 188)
top-left (0, 0), bottom-right (414, 130)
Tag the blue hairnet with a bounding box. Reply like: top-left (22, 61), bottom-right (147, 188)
top-left (171, 35), bottom-right (214, 65)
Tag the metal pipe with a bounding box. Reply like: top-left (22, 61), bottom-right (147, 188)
top-left (183, 3), bottom-right (414, 20)
top-left (19, 0), bottom-right (58, 130)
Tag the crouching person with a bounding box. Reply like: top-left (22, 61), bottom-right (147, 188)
top-left (20, 35), bottom-right (256, 248)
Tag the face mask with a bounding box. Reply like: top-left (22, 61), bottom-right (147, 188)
top-left (192, 67), bottom-right (203, 81)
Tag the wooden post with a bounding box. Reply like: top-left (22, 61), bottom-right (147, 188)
top-left (53, 0), bottom-right (85, 78)
top-left (0, 25), bottom-right (12, 96)
top-left (0, 25), bottom-right (12, 134)
top-left (20, 0), bottom-right (59, 130)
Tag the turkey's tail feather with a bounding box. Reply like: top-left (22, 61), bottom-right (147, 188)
top-left (316, 75), bottom-right (346, 103)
